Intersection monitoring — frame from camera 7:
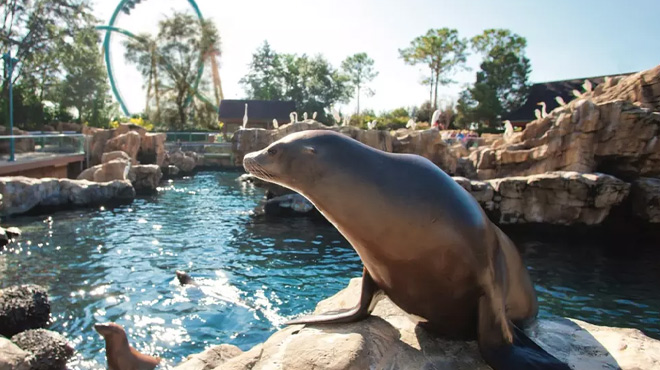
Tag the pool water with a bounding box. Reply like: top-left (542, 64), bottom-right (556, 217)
top-left (1, 171), bottom-right (658, 369)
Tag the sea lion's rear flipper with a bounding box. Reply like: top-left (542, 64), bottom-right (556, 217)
top-left (285, 267), bottom-right (377, 325)
top-left (477, 295), bottom-right (571, 370)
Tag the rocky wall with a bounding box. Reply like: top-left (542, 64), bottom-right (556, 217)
top-left (232, 122), bottom-right (458, 174)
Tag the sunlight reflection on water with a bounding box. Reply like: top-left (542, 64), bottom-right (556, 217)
top-left (1, 171), bottom-right (659, 369)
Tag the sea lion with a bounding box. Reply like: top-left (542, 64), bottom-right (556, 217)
top-left (243, 130), bottom-right (570, 369)
top-left (94, 322), bottom-right (161, 370)
top-left (175, 270), bottom-right (197, 286)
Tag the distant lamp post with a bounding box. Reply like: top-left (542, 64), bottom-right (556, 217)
top-left (2, 51), bottom-right (19, 162)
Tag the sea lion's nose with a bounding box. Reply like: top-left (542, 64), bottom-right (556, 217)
top-left (93, 323), bottom-right (110, 332)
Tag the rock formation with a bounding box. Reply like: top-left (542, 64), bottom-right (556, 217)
top-left (0, 285), bottom-right (74, 370)
top-left (165, 149), bottom-right (201, 174)
top-left (0, 337), bottom-right (34, 370)
top-left (630, 177), bottom-right (660, 223)
top-left (79, 150), bottom-right (162, 194)
top-left (240, 171), bottom-right (628, 225)
top-left (455, 171), bottom-right (630, 225)
top-left (105, 131), bottom-right (142, 162)
top-left (174, 278), bottom-right (660, 370)
top-left (87, 124), bottom-right (166, 167)
top-left (0, 285), bottom-right (50, 338)
top-left (128, 165), bottom-right (163, 195)
top-left (10, 329), bottom-right (74, 370)
top-left (468, 66), bottom-right (660, 181)
top-left (0, 177), bottom-right (135, 216)
top-left (232, 122), bottom-right (459, 175)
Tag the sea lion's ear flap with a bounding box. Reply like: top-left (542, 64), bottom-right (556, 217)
top-left (304, 146), bottom-right (317, 155)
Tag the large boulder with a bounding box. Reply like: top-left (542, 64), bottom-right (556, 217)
top-left (454, 172), bottom-right (630, 225)
top-left (128, 165), bottom-right (163, 194)
top-left (0, 337), bottom-right (34, 370)
top-left (0, 177), bottom-right (135, 216)
top-left (173, 344), bottom-right (243, 370)
top-left (89, 124), bottom-right (165, 166)
top-left (0, 285), bottom-right (50, 338)
top-left (104, 131), bottom-right (141, 162)
top-left (11, 329), bottom-right (74, 370)
top-left (139, 133), bottom-right (167, 166)
top-left (101, 150), bottom-right (133, 164)
top-left (168, 149), bottom-right (198, 173)
top-left (186, 278), bottom-right (660, 370)
top-left (630, 177), bottom-right (660, 222)
top-left (92, 159), bottom-right (131, 182)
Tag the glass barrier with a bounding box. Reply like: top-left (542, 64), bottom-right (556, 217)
top-left (0, 133), bottom-right (87, 161)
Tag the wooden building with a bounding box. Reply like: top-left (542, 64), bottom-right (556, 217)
top-left (503, 72), bottom-right (633, 128)
top-left (218, 99), bottom-right (296, 133)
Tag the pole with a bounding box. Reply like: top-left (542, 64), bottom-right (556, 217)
top-left (2, 51), bottom-right (18, 162)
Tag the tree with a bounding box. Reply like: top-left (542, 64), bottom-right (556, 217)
top-left (240, 42), bottom-right (352, 123)
top-left (239, 41), bottom-right (283, 100)
top-left (1, 0), bottom-right (94, 95)
top-left (59, 27), bottom-right (115, 127)
top-left (399, 28), bottom-right (468, 110)
top-left (124, 12), bottom-right (221, 130)
top-left (341, 53), bottom-right (377, 116)
top-left (456, 29), bottom-right (531, 128)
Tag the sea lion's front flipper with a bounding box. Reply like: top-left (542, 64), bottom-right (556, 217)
top-left (477, 294), bottom-right (571, 370)
top-left (285, 267), bottom-right (377, 325)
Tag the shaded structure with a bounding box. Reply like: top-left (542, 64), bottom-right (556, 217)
top-left (218, 100), bottom-right (296, 132)
top-left (504, 72), bottom-right (634, 128)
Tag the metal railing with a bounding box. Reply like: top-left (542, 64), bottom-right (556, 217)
top-left (162, 131), bottom-right (226, 143)
top-left (0, 133), bottom-right (88, 162)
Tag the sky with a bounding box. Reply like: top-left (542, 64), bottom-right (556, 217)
top-left (92, 0), bottom-right (660, 116)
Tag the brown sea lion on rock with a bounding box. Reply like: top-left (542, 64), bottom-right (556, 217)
top-left (94, 322), bottom-right (160, 370)
top-left (243, 130), bottom-right (570, 370)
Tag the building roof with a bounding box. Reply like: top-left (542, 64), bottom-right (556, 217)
top-left (218, 100), bottom-right (296, 121)
top-left (503, 72), bottom-right (634, 123)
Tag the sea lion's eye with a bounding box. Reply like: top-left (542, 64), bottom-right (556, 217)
top-left (267, 148), bottom-right (277, 156)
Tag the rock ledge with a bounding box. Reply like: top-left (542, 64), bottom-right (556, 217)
top-left (175, 279), bottom-right (660, 370)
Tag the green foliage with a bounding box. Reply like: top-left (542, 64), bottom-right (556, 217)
top-left (240, 41), bottom-right (283, 100)
top-left (123, 12), bottom-right (221, 130)
top-left (341, 52), bottom-right (378, 116)
top-left (59, 27), bottom-right (115, 127)
top-left (456, 29), bottom-right (531, 128)
top-left (377, 107), bottom-right (410, 130)
top-left (399, 28), bottom-right (468, 110)
top-left (0, 0), bottom-right (117, 129)
top-left (240, 41), bottom-right (352, 123)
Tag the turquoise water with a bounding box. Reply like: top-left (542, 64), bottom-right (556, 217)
top-left (0, 171), bottom-right (658, 369)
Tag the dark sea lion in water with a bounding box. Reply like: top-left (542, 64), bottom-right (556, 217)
top-left (94, 322), bottom-right (161, 370)
top-left (176, 270), bottom-right (197, 286)
top-left (243, 130), bottom-right (570, 369)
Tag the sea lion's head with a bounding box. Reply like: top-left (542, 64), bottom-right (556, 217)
top-left (243, 130), bottom-right (352, 194)
top-left (176, 270), bottom-right (194, 285)
top-left (94, 322), bottom-right (129, 343)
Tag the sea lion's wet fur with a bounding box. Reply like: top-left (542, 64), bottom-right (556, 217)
top-left (243, 130), bottom-right (570, 369)
top-left (94, 322), bottom-right (160, 370)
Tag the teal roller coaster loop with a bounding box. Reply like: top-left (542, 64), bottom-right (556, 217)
top-left (100, 0), bottom-right (206, 116)
top-left (96, 25), bottom-right (218, 112)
